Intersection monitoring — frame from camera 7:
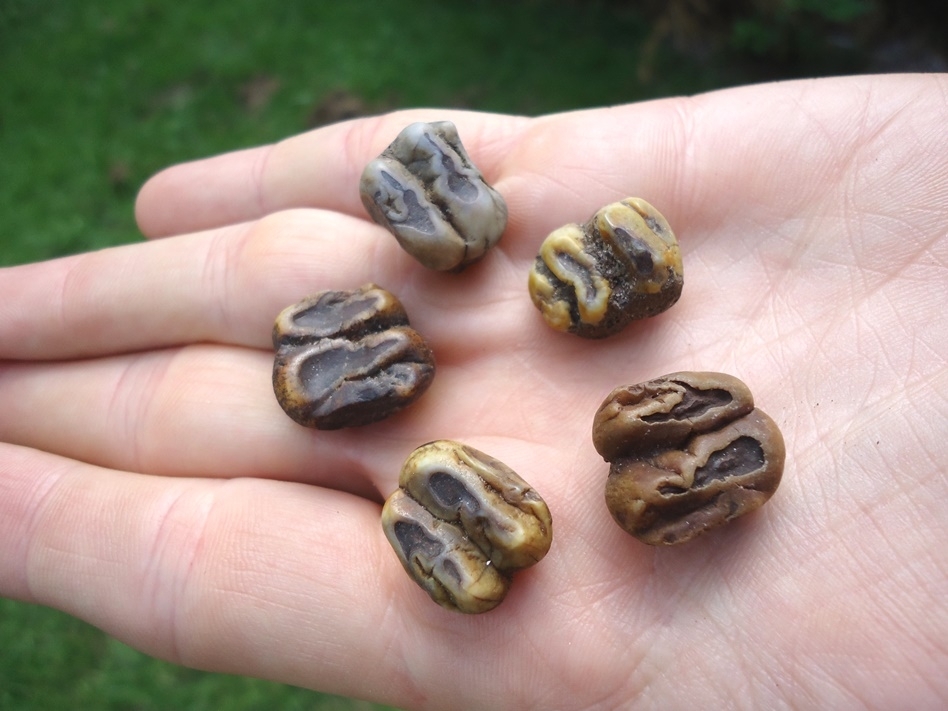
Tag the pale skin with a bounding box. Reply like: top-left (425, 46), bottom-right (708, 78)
top-left (0, 74), bottom-right (946, 709)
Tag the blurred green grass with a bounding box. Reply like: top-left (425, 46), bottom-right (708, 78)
top-left (0, 0), bottom-right (735, 268)
top-left (0, 0), bottom-right (921, 709)
top-left (0, 598), bottom-right (383, 711)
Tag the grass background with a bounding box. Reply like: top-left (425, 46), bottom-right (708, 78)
top-left (0, 0), bottom-right (740, 268)
top-left (0, 1), bottom-right (942, 709)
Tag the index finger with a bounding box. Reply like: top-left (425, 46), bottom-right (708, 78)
top-left (135, 75), bottom-right (943, 254)
top-left (135, 109), bottom-right (531, 238)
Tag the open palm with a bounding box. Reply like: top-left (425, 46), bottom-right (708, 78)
top-left (1, 74), bottom-right (945, 709)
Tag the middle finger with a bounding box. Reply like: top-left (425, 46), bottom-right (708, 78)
top-left (0, 208), bottom-right (404, 361)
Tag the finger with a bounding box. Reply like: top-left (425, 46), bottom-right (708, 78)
top-left (0, 323), bottom-right (636, 495)
top-left (0, 208), bottom-right (433, 361)
top-left (0, 443), bottom-right (413, 706)
top-left (136, 109), bottom-right (531, 238)
top-left (0, 344), bottom-right (400, 497)
top-left (1, 199), bottom-right (622, 363)
top-left (134, 100), bottom-right (689, 241)
top-left (0, 334), bottom-right (571, 490)
top-left (136, 75), bottom-right (947, 260)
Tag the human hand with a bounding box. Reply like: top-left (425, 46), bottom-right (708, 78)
top-left (1, 73), bottom-right (946, 709)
